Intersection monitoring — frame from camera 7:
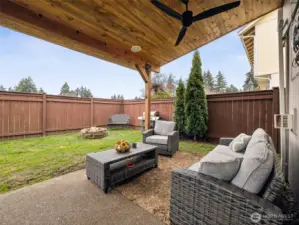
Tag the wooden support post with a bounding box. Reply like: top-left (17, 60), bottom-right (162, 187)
top-left (42, 93), bottom-right (47, 136)
top-left (90, 97), bottom-right (94, 126)
top-left (135, 64), bottom-right (153, 131)
top-left (145, 65), bottom-right (152, 130)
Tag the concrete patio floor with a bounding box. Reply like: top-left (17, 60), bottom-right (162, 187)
top-left (0, 170), bottom-right (164, 225)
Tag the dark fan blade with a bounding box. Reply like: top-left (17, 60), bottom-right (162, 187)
top-left (175, 26), bottom-right (187, 46)
top-left (151, 0), bottom-right (182, 21)
top-left (193, 1), bottom-right (240, 22)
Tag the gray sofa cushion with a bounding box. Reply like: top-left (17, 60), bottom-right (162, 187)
top-left (229, 133), bottom-right (251, 152)
top-left (146, 135), bottom-right (168, 145)
top-left (213, 145), bottom-right (244, 158)
top-left (246, 128), bottom-right (268, 149)
top-left (154, 120), bottom-right (175, 136)
top-left (189, 151), bottom-right (243, 181)
top-left (231, 135), bottom-right (274, 194)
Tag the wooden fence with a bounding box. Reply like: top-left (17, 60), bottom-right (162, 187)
top-left (0, 89), bottom-right (279, 150)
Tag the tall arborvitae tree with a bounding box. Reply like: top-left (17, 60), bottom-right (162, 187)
top-left (215, 71), bottom-right (227, 93)
top-left (173, 79), bottom-right (185, 136)
top-left (185, 50), bottom-right (208, 140)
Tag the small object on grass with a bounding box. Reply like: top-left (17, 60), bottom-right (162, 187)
top-left (80, 127), bottom-right (108, 139)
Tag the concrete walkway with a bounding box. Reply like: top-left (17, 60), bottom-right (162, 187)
top-left (0, 170), bottom-right (164, 225)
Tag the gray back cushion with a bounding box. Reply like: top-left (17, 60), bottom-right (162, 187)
top-left (231, 133), bottom-right (274, 194)
top-left (246, 128), bottom-right (268, 149)
top-left (229, 133), bottom-right (251, 152)
top-left (154, 120), bottom-right (175, 135)
top-left (189, 150), bottom-right (243, 181)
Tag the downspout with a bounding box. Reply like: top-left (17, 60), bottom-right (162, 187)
top-left (284, 33), bottom-right (290, 182)
top-left (278, 8), bottom-right (286, 177)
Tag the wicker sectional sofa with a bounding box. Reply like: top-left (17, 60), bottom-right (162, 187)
top-left (170, 129), bottom-right (297, 225)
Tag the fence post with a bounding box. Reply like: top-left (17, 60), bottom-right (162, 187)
top-left (90, 97), bottom-right (94, 126)
top-left (42, 93), bottom-right (47, 136)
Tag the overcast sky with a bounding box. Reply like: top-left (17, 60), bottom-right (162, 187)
top-left (0, 26), bottom-right (250, 99)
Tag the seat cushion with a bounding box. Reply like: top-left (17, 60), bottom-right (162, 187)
top-left (229, 133), bottom-right (251, 152)
top-left (213, 145), bottom-right (244, 158)
top-left (189, 151), bottom-right (243, 181)
top-left (231, 140), bottom-right (274, 194)
top-left (146, 135), bottom-right (168, 145)
top-left (154, 120), bottom-right (175, 136)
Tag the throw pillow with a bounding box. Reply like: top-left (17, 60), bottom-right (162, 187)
top-left (229, 133), bottom-right (251, 152)
top-left (189, 151), bottom-right (243, 181)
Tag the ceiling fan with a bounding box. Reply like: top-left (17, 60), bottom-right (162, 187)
top-left (151, 0), bottom-right (241, 46)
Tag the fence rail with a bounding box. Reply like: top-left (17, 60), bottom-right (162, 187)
top-left (0, 89), bottom-right (279, 151)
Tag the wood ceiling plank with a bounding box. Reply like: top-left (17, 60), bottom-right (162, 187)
top-left (61, 0), bottom-right (174, 62)
top-left (12, 0), bottom-right (166, 65)
top-left (0, 0), bottom-right (282, 71)
top-left (0, 0), bottom-right (160, 72)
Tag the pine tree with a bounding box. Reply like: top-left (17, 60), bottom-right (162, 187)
top-left (60, 82), bottom-right (70, 95)
top-left (215, 71), bottom-right (227, 93)
top-left (205, 70), bottom-right (214, 91)
top-left (173, 79), bottom-right (185, 136)
top-left (185, 50), bottom-right (208, 140)
top-left (77, 86), bottom-right (93, 97)
top-left (0, 85), bottom-right (5, 91)
top-left (226, 84), bottom-right (239, 93)
top-left (38, 88), bottom-right (45, 94)
top-left (243, 70), bottom-right (258, 91)
top-left (14, 77), bottom-right (37, 93)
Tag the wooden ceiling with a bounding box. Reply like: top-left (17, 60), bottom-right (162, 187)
top-left (0, 0), bottom-right (282, 72)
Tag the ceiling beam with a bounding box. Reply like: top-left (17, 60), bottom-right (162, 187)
top-left (135, 64), bottom-right (150, 83)
top-left (0, 0), bottom-right (160, 72)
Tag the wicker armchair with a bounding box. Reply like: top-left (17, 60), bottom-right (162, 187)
top-left (142, 120), bottom-right (179, 156)
top-left (170, 137), bottom-right (297, 225)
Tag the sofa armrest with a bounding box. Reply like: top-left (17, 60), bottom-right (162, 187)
top-left (219, 137), bottom-right (234, 146)
top-left (142, 129), bottom-right (154, 143)
top-left (167, 131), bottom-right (179, 154)
top-left (170, 168), bottom-right (283, 225)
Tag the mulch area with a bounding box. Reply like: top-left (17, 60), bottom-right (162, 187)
top-left (116, 151), bottom-right (203, 225)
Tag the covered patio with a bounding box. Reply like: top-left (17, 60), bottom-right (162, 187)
top-left (1, 0), bottom-right (295, 225)
top-left (0, 0), bottom-right (282, 130)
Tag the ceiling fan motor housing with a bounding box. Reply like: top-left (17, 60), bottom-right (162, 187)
top-left (182, 10), bottom-right (193, 27)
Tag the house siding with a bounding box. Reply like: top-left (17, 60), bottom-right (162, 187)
top-left (283, 0), bottom-right (299, 203)
top-left (255, 10), bottom-right (279, 77)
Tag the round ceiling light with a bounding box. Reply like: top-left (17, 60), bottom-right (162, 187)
top-left (131, 45), bottom-right (142, 53)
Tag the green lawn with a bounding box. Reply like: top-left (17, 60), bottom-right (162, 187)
top-left (0, 129), bottom-right (215, 193)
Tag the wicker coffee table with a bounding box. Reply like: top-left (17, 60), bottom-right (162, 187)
top-left (86, 142), bottom-right (158, 193)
